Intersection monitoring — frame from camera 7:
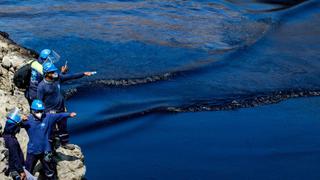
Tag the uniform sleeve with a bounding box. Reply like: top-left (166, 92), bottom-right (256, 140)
top-left (59, 72), bottom-right (85, 83)
top-left (51, 113), bottom-right (71, 123)
top-left (21, 121), bottom-right (29, 129)
top-left (21, 117), bottom-right (31, 129)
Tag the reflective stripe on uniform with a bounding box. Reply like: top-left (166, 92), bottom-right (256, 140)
top-left (30, 61), bottom-right (43, 75)
top-left (59, 134), bottom-right (69, 137)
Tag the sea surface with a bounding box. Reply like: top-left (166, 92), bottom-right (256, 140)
top-left (1, 0), bottom-right (320, 179)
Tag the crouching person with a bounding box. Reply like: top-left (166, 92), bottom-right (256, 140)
top-left (3, 108), bottom-right (26, 180)
top-left (23, 100), bottom-right (77, 179)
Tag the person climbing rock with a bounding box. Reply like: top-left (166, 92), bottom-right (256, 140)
top-left (25, 49), bottom-right (68, 105)
top-left (23, 100), bottom-right (77, 180)
top-left (37, 62), bottom-right (94, 150)
top-left (2, 108), bottom-right (26, 180)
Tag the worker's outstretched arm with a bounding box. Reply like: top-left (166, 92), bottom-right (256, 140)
top-left (51, 112), bottom-right (77, 124)
top-left (60, 72), bottom-right (95, 83)
top-left (59, 73), bottom-right (84, 83)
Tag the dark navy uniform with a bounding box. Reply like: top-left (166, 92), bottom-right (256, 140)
top-left (3, 120), bottom-right (25, 179)
top-left (37, 72), bottom-right (84, 145)
top-left (23, 112), bottom-right (71, 179)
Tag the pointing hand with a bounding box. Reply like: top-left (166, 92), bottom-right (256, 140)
top-left (61, 65), bottom-right (69, 74)
top-left (84, 71), bottom-right (97, 76)
top-left (70, 112), bottom-right (77, 117)
top-left (22, 115), bottom-right (28, 121)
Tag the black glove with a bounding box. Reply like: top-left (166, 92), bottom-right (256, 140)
top-left (44, 152), bottom-right (53, 162)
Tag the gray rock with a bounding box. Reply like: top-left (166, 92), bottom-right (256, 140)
top-left (2, 53), bottom-right (25, 70)
top-left (1, 56), bottom-right (11, 69)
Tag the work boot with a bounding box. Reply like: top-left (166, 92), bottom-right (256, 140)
top-left (54, 137), bottom-right (61, 149)
top-left (61, 143), bottom-right (75, 150)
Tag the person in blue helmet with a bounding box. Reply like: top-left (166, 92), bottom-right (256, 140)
top-left (2, 108), bottom-right (26, 180)
top-left (23, 100), bottom-right (77, 180)
top-left (25, 49), bottom-right (68, 105)
top-left (37, 62), bottom-right (94, 150)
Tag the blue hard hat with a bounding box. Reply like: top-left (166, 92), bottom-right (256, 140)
top-left (7, 113), bottom-right (22, 124)
top-left (43, 62), bottom-right (58, 74)
top-left (31, 99), bottom-right (45, 111)
top-left (40, 49), bottom-right (51, 59)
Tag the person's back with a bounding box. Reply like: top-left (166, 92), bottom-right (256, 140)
top-left (3, 120), bottom-right (21, 136)
top-left (25, 49), bottom-right (50, 104)
top-left (26, 62), bottom-right (43, 102)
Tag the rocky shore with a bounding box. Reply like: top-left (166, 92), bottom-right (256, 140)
top-left (0, 32), bottom-right (86, 180)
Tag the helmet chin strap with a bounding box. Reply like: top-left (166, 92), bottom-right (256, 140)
top-left (38, 57), bottom-right (47, 64)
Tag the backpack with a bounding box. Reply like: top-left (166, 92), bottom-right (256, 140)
top-left (13, 60), bottom-right (36, 89)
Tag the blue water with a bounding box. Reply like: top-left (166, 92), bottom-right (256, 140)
top-left (1, 0), bottom-right (320, 179)
top-left (74, 97), bottom-right (320, 180)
